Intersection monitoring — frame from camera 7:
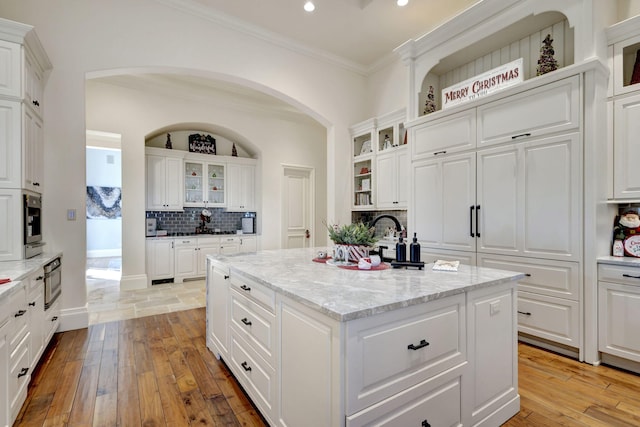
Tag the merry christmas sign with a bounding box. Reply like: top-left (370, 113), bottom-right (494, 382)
top-left (442, 58), bottom-right (524, 109)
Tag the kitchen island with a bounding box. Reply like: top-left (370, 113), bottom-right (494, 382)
top-left (206, 248), bottom-right (524, 427)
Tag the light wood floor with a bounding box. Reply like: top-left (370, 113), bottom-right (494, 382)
top-left (15, 307), bottom-right (640, 426)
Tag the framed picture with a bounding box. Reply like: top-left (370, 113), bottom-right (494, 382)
top-left (362, 178), bottom-right (370, 191)
top-left (188, 133), bottom-right (217, 155)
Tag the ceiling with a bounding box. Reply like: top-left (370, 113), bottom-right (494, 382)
top-left (160, 0), bottom-right (482, 70)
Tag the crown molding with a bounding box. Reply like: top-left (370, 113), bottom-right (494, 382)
top-left (153, 0), bottom-right (369, 76)
top-left (606, 14), bottom-right (640, 44)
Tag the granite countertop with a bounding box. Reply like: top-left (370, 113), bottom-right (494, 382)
top-left (209, 247), bottom-right (524, 322)
top-left (597, 256), bottom-right (640, 267)
top-left (0, 251), bottom-right (62, 300)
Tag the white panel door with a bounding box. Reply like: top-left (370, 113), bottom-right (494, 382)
top-left (0, 100), bottom-right (20, 189)
top-left (614, 93), bottom-right (640, 199)
top-left (282, 166), bottom-right (313, 249)
top-left (146, 155), bottom-right (166, 210)
top-left (375, 153), bottom-right (395, 208)
top-left (411, 159), bottom-right (442, 247)
top-left (0, 40), bottom-right (21, 98)
top-left (477, 144), bottom-right (519, 255)
top-left (165, 156), bottom-right (183, 210)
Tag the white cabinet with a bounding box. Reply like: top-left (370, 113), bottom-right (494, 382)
top-left (598, 263), bottom-right (640, 369)
top-left (0, 189), bottom-right (22, 262)
top-left (145, 149), bottom-right (184, 211)
top-left (411, 109), bottom-right (476, 159)
top-left (174, 237), bottom-right (198, 281)
top-left (375, 147), bottom-right (408, 209)
top-left (197, 238), bottom-right (220, 277)
top-left (613, 93), bottom-right (640, 199)
top-left (0, 23), bottom-right (51, 194)
top-left (220, 236), bottom-right (240, 254)
top-left (239, 236), bottom-right (257, 253)
top-left (227, 161), bottom-right (256, 212)
top-left (184, 159), bottom-right (226, 207)
top-left (7, 285), bottom-right (30, 424)
top-left (145, 238), bottom-right (175, 285)
top-left (207, 261), bottom-right (230, 359)
top-left (25, 269), bottom-right (45, 366)
top-left (43, 299), bottom-right (60, 346)
top-left (0, 292), bottom-right (10, 427)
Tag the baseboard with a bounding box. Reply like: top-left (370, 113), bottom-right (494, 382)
top-left (59, 305), bottom-right (89, 331)
top-left (120, 273), bottom-right (148, 290)
top-left (87, 248), bottom-right (122, 258)
top-left (475, 395), bottom-right (520, 427)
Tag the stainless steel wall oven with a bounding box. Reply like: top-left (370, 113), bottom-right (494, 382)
top-left (24, 193), bottom-right (44, 258)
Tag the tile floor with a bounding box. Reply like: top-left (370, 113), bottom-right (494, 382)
top-left (86, 256), bottom-right (205, 325)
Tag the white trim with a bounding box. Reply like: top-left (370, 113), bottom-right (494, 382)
top-left (59, 305), bottom-right (89, 331)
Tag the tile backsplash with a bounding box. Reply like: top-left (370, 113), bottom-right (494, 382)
top-left (147, 208), bottom-right (254, 234)
top-left (351, 210), bottom-right (408, 238)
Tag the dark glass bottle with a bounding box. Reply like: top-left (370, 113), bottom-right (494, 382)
top-left (410, 232), bottom-right (421, 263)
top-left (396, 236), bottom-right (406, 262)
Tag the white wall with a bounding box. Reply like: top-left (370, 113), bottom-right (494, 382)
top-left (2, 0), bottom-right (368, 330)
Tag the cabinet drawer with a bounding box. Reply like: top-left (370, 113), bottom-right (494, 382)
top-left (8, 286), bottom-right (28, 353)
top-left (230, 274), bottom-right (275, 312)
top-left (230, 289), bottom-right (276, 366)
top-left (346, 368), bottom-right (462, 427)
top-left (229, 332), bottom-right (275, 418)
top-left (517, 291), bottom-right (579, 347)
top-left (26, 269), bottom-right (45, 297)
top-left (598, 263), bottom-right (640, 286)
top-left (9, 336), bottom-right (30, 423)
top-left (477, 75), bottom-right (580, 147)
top-left (345, 294), bottom-right (465, 414)
top-left (411, 109), bottom-right (476, 159)
top-left (478, 254), bottom-right (580, 300)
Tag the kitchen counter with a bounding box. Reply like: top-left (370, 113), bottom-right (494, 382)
top-left (146, 232), bottom-right (256, 240)
top-left (598, 255), bottom-right (640, 267)
top-left (209, 247), bottom-right (524, 321)
top-left (0, 252), bottom-right (62, 300)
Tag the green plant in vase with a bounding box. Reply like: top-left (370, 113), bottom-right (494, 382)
top-left (325, 222), bottom-right (378, 262)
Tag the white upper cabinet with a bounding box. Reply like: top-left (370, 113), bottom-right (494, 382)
top-left (477, 76), bottom-right (580, 147)
top-left (375, 147), bottom-right (408, 209)
top-left (146, 149), bottom-right (184, 211)
top-left (226, 160), bottom-right (256, 212)
top-left (184, 159), bottom-right (226, 208)
top-left (613, 93), bottom-right (640, 199)
top-left (0, 40), bottom-right (21, 98)
top-left (0, 99), bottom-right (21, 188)
top-left (411, 109), bottom-right (476, 160)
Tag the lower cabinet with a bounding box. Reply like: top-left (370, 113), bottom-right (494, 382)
top-left (26, 269), bottom-right (45, 366)
top-left (598, 263), bottom-right (640, 372)
top-left (146, 238), bottom-right (175, 285)
top-left (207, 262), bottom-right (518, 427)
top-left (0, 298), bottom-right (10, 427)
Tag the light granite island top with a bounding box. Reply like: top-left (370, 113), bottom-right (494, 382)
top-left (208, 247), bottom-right (525, 321)
top-left (206, 247), bottom-right (524, 426)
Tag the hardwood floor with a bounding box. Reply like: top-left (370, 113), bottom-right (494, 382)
top-left (15, 308), bottom-right (640, 426)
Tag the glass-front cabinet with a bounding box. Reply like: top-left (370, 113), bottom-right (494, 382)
top-left (184, 161), bottom-right (226, 207)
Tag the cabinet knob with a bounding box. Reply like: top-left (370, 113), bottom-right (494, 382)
top-left (241, 361), bottom-right (252, 372)
top-left (241, 317), bottom-right (252, 326)
top-left (224, 275), bottom-right (230, 280)
top-left (52, 316), bottom-right (58, 321)
top-left (33, 182), bottom-right (40, 186)
top-left (18, 367), bottom-right (29, 378)
top-left (29, 301), bottom-right (36, 307)
top-left (15, 310), bottom-right (26, 317)
top-left (36, 276), bottom-right (44, 281)
top-left (32, 100), bottom-right (40, 107)
top-left (421, 420), bottom-right (431, 427)
top-left (240, 284), bottom-right (251, 292)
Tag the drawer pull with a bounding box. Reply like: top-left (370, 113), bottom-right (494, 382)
top-left (36, 276), bottom-right (44, 281)
top-left (524, 273), bottom-right (532, 277)
top-left (518, 311), bottom-right (532, 316)
top-left (52, 316), bottom-right (58, 321)
top-left (511, 132), bottom-right (531, 140)
top-left (18, 368), bottom-right (29, 378)
top-left (407, 339), bottom-right (429, 351)
top-left (240, 284), bottom-right (251, 292)
top-left (622, 274), bottom-right (640, 279)
top-left (433, 150), bottom-right (447, 156)
top-left (29, 301), bottom-right (36, 307)
top-left (241, 361), bottom-right (252, 372)
top-left (224, 275), bottom-right (230, 280)
top-left (421, 420), bottom-right (431, 427)
top-left (241, 317), bottom-right (252, 326)
top-left (15, 310), bottom-right (26, 317)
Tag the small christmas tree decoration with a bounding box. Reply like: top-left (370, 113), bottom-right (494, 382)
top-left (165, 133), bottom-right (172, 149)
top-left (232, 143), bottom-right (238, 157)
top-left (536, 34), bottom-right (558, 76)
top-left (423, 86), bottom-right (436, 115)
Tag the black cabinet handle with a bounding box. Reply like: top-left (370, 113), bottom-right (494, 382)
top-left (407, 339), bottom-right (430, 351)
top-left (525, 273), bottom-right (532, 277)
top-left (18, 367), bottom-right (29, 378)
top-left (29, 301), bottom-right (36, 307)
top-left (224, 275), bottom-right (230, 280)
top-left (36, 276), bottom-right (44, 281)
top-left (240, 284), bottom-right (251, 292)
top-left (241, 317), bottom-right (252, 326)
top-left (511, 133), bottom-right (531, 140)
top-left (33, 182), bottom-right (40, 186)
top-left (422, 420), bottom-right (431, 427)
top-left (32, 100), bottom-right (40, 107)
top-left (241, 361), bottom-right (252, 372)
top-left (15, 310), bottom-right (26, 317)
top-left (623, 274), bottom-right (640, 279)
top-left (52, 316), bottom-right (58, 321)
top-left (470, 206), bottom-right (475, 237)
top-left (433, 150), bottom-right (447, 155)
top-left (518, 311), bottom-right (532, 316)
top-left (476, 205), bottom-right (481, 238)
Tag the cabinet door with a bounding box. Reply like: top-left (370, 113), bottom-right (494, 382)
top-left (27, 271), bottom-right (45, 367)
top-left (207, 263), bottom-right (230, 358)
top-left (165, 156), bottom-right (183, 210)
top-left (411, 153), bottom-right (476, 252)
top-left (184, 161), bottom-right (205, 206)
top-left (599, 280), bottom-right (640, 362)
top-left (227, 163), bottom-right (255, 211)
top-left (0, 40), bottom-right (21, 98)
top-left (476, 144), bottom-right (519, 255)
top-left (0, 100), bottom-right (21, 189)
top-left (239, 237), bottom-right (257, 253)
top-left (23, 106), bottom-right (44, 192)
top-left (207, 163), bottom-right (226, 206)
top-left (174, 241), bottom-right (198, 278)
top-left (0, 190), bottom-right (22, 262)
top-left (411, 109), bottom-right (476, 159)
top-left (396, 149), bottom-right (409, 208)
top-left (146, 239), bottom-right (174, 281)
top-left (375, 153), bottom-right (396, 208)
top-left (198, 243), bottom-right (219, 276)
top-left (146, 155), bottom-right (167, 210)
top-left (614, 93), bottom-right (640, 199)
top-left (24, 50), bottom-right (44, 117)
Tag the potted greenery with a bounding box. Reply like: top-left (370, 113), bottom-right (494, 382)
top-left (326, 222), bottom-right (378, 262)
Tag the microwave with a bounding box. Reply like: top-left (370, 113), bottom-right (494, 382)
top-left (24, 192), bottom-right (45, 258)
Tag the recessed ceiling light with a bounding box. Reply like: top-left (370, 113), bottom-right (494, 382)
top-left (304, 1), bottom-right (315, 12)
top-left (397, 0), bottom-right (409, 6)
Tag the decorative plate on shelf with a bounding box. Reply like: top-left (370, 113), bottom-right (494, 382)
top-left (359, 140), bottom-right (372, 156)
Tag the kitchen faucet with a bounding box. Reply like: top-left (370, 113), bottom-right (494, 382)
top-left (367, 214), bottom-right (405, 261)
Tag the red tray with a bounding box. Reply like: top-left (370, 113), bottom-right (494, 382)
top-left (338, 263), bottom-right (390, 271)
top-left (312, 257), bottom-right (332, 263)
